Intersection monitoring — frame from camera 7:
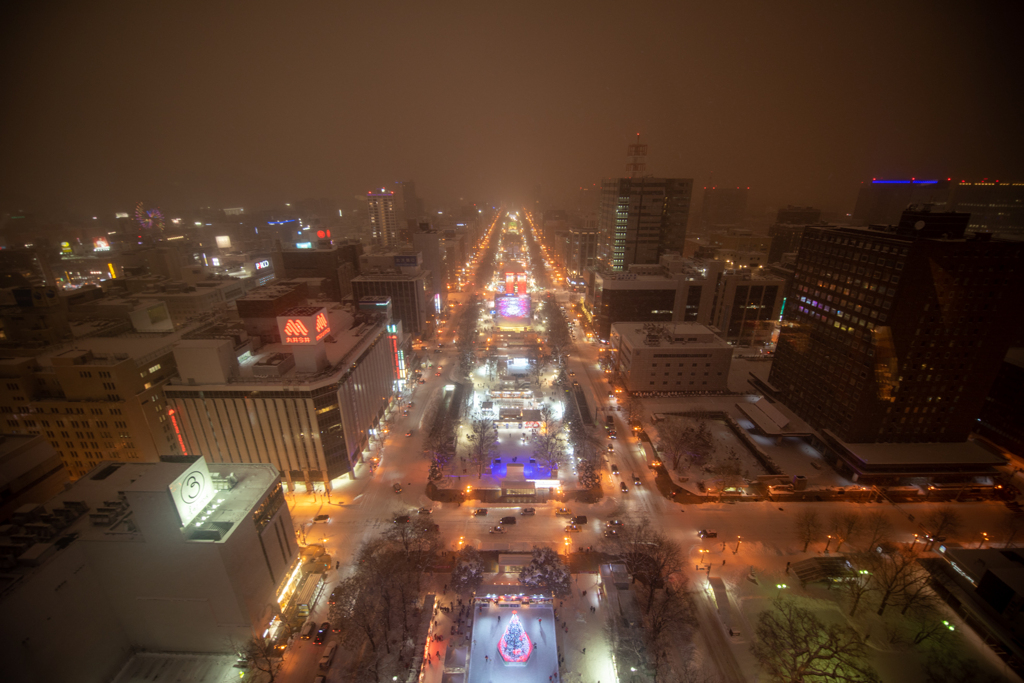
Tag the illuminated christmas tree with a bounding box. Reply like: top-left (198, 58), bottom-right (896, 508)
top-left (497, 610), bottom-right (533, 665)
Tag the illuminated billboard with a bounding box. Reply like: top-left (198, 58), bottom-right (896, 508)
top-left (277, 307), bottom-right (330, 345)
top-left (167, 457), bottom-right (215, 527)
top-left (496, 294), bottom-right (531, 321)
top-left (93, 237), bottom-right (110, 251)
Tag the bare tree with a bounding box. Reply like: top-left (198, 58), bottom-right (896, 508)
top-left (860, 510), bottom-right (893, 553)
top-left (866, 548), bottom-right (922, 616)
top-left (605, 517), bottom-right (684, 612)
top-left (635, 582), bottom-right (696, 677)
top-left (750, 599), bottom-right (880, 683)
top-left (656, 417), bottom-right (693, 472)
top-left (236, 635), bottom-right (283, 683)
top-left (451, 546), bottom-right (485, 594)
top-left (827, 511), bottom-right (861, 552)
top-left (423, 430), bottom-right (454, 480)
top-left (793, 509), bottom-right (822, 552)
top-left (923, 507), bottom-right (963, 548)
top-left (466, 418), bottom-right (498, 475)
top-left (836, 563), bottom-right (875, 617)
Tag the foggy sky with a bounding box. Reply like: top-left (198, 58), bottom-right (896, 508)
top-left (2, 1), bottom-right (1022, 218)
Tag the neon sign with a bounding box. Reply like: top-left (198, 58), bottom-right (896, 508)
top-left (279, 308), bottom-right (330, 344)
top-left (255, 259), bottom-right (270, 270)
top-left (168, 409), bottom-right (188, 455)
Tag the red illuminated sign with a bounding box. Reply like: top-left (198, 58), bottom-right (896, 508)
top-left (168, 409), bottom-right (188, 455)
top-left (283, 314), bottom-right (329, 344)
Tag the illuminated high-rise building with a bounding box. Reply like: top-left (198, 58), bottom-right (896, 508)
top-left (768, 207), bottom-right (1024, 444)
top-left (367, 188), bottom-right (398, 248)
top-left (596, 177), bottom-right (693, 271)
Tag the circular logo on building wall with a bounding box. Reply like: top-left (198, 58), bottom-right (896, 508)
top-left (181, 472), bottom-right (205, 504)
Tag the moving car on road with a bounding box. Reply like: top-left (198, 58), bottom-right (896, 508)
top-left (313, 514), bottom-right (330, 523)
top-left (500, 516), bottom-right (517, 525)
top-left (698, 529), bottom-right (718, 539)
top-left (489, 525), bottom-right (505, 534)
top-left (393, 483), bottom-right (403, 493)
top-left (417, 507), bottom-right (432, 515)
top-left (606, 519), bottom-right (623, 528)
top-left (555, 507), bottom-right (573, 516)
top-left (520, 507), bottom-right (536, 515)
top-left (565, 523), bottom-right (581, 533)
top-left (633, 474), bottom-right (642, 486)
top-left (394, 515), bottom-right (410, 524)
top-left (610, 464), bottom-right (619, 474)
top-left (314, 622), bottom-right (329, 644)
top-left (405, 430), bottom-right (414, 437)
top-left (473, 508), bottom-right (488, 516)
top-left (620, 482), bottom-right (629, 493)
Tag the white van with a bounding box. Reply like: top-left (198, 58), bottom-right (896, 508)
top-left (300, 620), bottom-right (316, 639)
top-left (319, 642), bottom-right (338, 669)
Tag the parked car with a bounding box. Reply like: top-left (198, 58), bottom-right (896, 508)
top-left (319, 642), bottom-right (338, 669)
top-left (393, 483), bottom-right (403, 493)
top-left (473, 508), bottom-right (488, 516)
top-left (417, 507), bottom-right (432, 515)
top-left (300, 621), bottom-right (316, 639)
top-left (500, 516), bottom-right (517, 525)
top-left (328, 586), bottom-right (341, 605)
top-left (489, 525), bottom-right (505, 534)
top-left (520, 507), bottom-right (536, 515)
top-left (698, 529), bottom-right (718, 539)
top-left (620, 482), bottom-right (629, 493)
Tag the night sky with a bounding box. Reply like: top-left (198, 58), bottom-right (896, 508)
top-left (2, 1), bottom-right (1022, 216)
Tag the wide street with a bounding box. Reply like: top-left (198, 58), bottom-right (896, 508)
top-left (275, 210), bottom-right (1021, 683)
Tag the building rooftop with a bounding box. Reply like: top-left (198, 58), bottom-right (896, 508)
top-left (612, 322), bottom-right (727, 347)
top-left (840, 440), bottom-right (1006, 467)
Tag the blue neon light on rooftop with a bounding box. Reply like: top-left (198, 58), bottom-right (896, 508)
top-left (267, 219), bottom-right (298, 225)
top-left (871, 179), bottom-right (938, 185)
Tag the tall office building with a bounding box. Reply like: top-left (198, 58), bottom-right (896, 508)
top-left (367, 188), bottom-right (398, 248)
top-left (700, 186), bottom-right (749, 229)
top-left (270, 240), bottom-right (363, 301)
top-left (949, 180), bottom-right (1024, 239)
top-left (394, 180), bottom-right (424, 226)
top-left (566, 226), bottom-right (598, 282)
top-left (851, 178), bottom-right (952, 225)
top-left (768, 208), bottom-right (1024, 443)
top-left (596, 177), bottom-right (693, 271)
top-left (768, 207), bottom-right (823, 264)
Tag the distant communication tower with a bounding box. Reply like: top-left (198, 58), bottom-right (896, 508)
top-left (626, 133), bottom-right (647, 178)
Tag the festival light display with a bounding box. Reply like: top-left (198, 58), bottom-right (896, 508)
top-left (497, 611), bottom-right (532, 664)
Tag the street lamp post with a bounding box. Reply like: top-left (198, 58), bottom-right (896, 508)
top-left (825, 535), bottom-right (833, 553)
top-left (734, 536), bottom-right (742, 554)
top-left (776, 583), bottom-right (787, 599)
top-left (910, 533), bottom-right (919, 552)
top-left (980, 532), bottom-right (989, 548)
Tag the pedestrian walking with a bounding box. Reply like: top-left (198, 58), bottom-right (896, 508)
top-left (723, 559), bottom-right (726, 566)
top-left (582, 648), bottom-right (586, 655)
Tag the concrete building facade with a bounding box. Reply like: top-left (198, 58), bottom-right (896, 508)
top-left (610, 322), bottom-right (732, 393)
top-left (0, 457), bottom-right (298, 683)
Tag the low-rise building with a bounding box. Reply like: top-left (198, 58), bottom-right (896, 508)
top-left (610, 322), bottom-right (732, 393)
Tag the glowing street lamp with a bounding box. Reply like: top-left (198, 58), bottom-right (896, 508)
top-left (734, 536), bottom-right (742, 554)
top-left (825, 534), bottom-right (833, 552)
top-left (776, 583), bottom-right (788, 599)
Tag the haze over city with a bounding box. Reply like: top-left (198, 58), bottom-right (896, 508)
top-left (2, 4), bottom-right (1024, 683)
top-left (2, 1), bottom-right (1023, 216)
